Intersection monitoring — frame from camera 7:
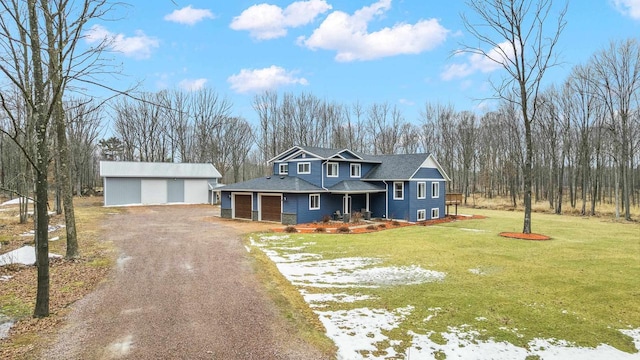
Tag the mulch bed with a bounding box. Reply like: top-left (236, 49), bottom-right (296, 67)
top-left (274, 214), bottom-right (485, 234)
top-left (499, 232), bottom-right (552, 241)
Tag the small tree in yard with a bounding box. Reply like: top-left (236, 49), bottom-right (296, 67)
top-left (459, 0), bottom-right (567, 234)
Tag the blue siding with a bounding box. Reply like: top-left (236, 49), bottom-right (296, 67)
top-left (370, 192), bottom-right (386, 219)
top-left (323, 161), bottom-right (353, 187)
top-left (360, 163), bottom-right (377, 178)
top-left (221, 191), bottom-right (231, 209)
top-left (289, 160), bottom-right (323, 186)
top-left (387, 181), bottom-right (409, 220)
top-left (413, 167), bottom-right (445, 179)
top-left (285, 193), bottom-right (334, 224)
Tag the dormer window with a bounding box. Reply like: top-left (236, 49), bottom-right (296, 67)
top-left (278, 163), bottom-right (288, 175)
top-left (350, 163), bottom-right (361, 178)
top-left (327, 162), bottom-right (338, 177)
top-left (298, 162), bottom-right (311, 174)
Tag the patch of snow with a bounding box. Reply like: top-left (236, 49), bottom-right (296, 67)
top-left (622, 328), bottom-right (640, 352)
top-left (300, 290), bottom-right (374, 306)
top-left (108, 334), bottom-right (134, 357)
top-left (0, 319), bottom-right (14, 340)
top-left (50, 236), bottom-right (60, 242)
top-left (0, 275), bottom-right (13, 281)
top-left (459, 228), bottom-right (485, 232)
top-left (0, 198), bottom-right (32, 206)
top-left (0, 246), bottom-right (62, 266)
top-left (317, 306), bottom-right (413, 360)
top-left (116, 254), bottom-right (132, 270)
top-left (476, 316), bottom-right (488, 321)
top-left (244, 245), bottom-right (251, 253)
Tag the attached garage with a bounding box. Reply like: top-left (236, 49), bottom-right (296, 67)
top-left (233, 194), bottom-right (252, 219)
top-left (260, 195), bottom-right (281, 222)
top-left (100, 161), bottom-right (222, 206)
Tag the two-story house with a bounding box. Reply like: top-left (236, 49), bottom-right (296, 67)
top-left (219, 146), bottom-right (450, 225)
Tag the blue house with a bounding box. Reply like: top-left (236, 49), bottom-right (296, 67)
top-left (219, 146), bottom-right (450, 225)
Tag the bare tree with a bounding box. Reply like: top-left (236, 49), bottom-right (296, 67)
top-left (460, 0), bottom-right (567, 233)
top-left (589, 39), bottom-right (640, 221)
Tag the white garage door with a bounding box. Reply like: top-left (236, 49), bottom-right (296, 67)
top-left (184, 179), bottom-right (208, 204)
top-left (141, 179), bottom-right (167, 204)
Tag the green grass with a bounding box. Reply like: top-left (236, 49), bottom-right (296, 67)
top-left (257, 209), bottom-right (640, 354)
top-left (0, 295), bottom-right (31, 319)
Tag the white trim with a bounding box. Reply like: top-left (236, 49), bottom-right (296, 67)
top-left (232, 192), bottom-right (253, 220)
top-left (417, 181), bottom-right (426, 199)
top-left (417, 209), bottom-right (426, 221)
top-left (258, 193), bottom-right (282, 222)
top-left (297, 162), bottom-right (311, 174)
top-left (309, 193), bottom-right (320, 210)
top-left (431, 207), bottom-right (440, 219)
top-left (278, 163), bottom-right (288, 175)
top-left (327, 162), bottom-right (339, 177)
top-left (432, 182), bottom-right (440, 198)
top-left (393, 182), bottom-right (404, 200)
top-left (350, 163), bottom-right (361, 178)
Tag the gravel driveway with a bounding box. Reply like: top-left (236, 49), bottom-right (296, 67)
top-left (44, 205), bottom-right (329, 359)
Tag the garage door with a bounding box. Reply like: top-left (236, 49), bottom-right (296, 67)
top-left (261, 195), bottom-right (281, 222)
top-left (234, 194), bottom-right (252, 219)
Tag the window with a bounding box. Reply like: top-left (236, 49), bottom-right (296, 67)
top-left (431, 208), bottom-right (440, 219)
top-left (417, 182), bottom-right (426, 199)
top-left (309, 194), bottom-right (320, 210)
top-left (417, 209), bottom-right (426, 221)
top-left (393, 182), bottom-right (404, 200)
top-left (278, 163), bottom-right (288, 175)
top-left (298, 162), bottom-right (311, 174)
top-left (431, 182), bottom-right (440, 198)
top-left (327, 162), bottom-right (338, 177)
top-left (350, 163), bottom-right (361, 178)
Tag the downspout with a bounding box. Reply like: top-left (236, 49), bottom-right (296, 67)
top-left (383, 180), bottom-right (389, 219)
top-left (321, 160), bottom-right (329, 191)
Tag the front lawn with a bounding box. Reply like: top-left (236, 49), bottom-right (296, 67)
top-left (250, 209), bottom-right (640, 359)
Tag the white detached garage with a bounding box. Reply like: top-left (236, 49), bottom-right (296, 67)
top-left (100, 161), bottom-right (222, 206)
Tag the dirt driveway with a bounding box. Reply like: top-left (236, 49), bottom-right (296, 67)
top-left (44, 205), bottom-right (328, 359)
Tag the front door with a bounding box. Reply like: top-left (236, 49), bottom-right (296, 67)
top-left (343, 195), bottom-right (352, 214)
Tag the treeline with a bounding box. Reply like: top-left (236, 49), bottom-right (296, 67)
top-left (2, 40), bottom-right (637, 220)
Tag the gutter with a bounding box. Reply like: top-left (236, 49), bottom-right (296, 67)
top-left (383, 180), bottom-right (389, 219)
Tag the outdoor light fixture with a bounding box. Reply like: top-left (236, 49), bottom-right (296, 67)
top-left (283, 196), bottom-right (287, 201)
top-left (228, 194), bottom-right (231, 199)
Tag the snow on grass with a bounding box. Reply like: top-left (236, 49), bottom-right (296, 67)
top-left (253, 233), bottom-right (640, 360)
top-left (317, 306), bottom-right (413, 360)
top-left (0, 198), bottom-right (32, 206)
top-left (0, 246), bottom-right (62, 266)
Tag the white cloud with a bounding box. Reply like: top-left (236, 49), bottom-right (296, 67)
top-left (399, 98), bottom-right (415, 106)
top-left (612, 0), bottom-right (640, 19)
top-left (164, 5), bottom-right (216, 25)
top-left (230, 0), bottom-right (331, 40)
top-left (298, 0), bottom-right (449, 62)
top-left (227, 66), bottom-right (308, 93)
top-left (85, 24), bottom-right (159, 59)
top-left (441, 41), bottom-right (514, 81)
top-left (178, 78), bottom-right (208, 91)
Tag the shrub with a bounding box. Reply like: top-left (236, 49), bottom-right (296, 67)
top-left (391, 220), bottom-right (401, 226)
top-left (351, 211), bottom-right (363, 223)
top-left (314, 227), bottom-right (326, 233)
top-left (336, 225), bottom-right (351, 233)
top-left (377, 223), bottom-right (387, 229)
top-left (366, 224), bottom-right (377, 231)
top-left (284, 226), bottom-right (298, 233)
top-left (322, 214), bottom-right (332, 223)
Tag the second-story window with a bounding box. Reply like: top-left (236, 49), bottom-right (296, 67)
top-left (298, 162), bottom-right (311, 174)
top-left (350, 163), bottom-right (361, 178)
top-left (279, 163), bottom-right (288, 175)
top-left (327, 162), bottom-right (338, 177)
top-left (417, 182), bottom-right (426, 199)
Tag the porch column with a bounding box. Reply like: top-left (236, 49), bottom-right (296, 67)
top-left (366, 193), bottom-right (370, 211)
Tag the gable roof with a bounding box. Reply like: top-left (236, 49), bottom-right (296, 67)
top-left (269, 146), bottom-right (370, 163)
top-left (219, 176), bottom-right (322, 193)
top-left (100, 161), bottom-right (221, 179)
top-left (363, 153), bottom-right (433, 180)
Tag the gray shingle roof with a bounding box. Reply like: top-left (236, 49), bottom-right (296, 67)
top-left (100, 161), bottom-right (221, 178)
top-left (363, 153), bottom-right (431, 180)
top-left (328, 180), bottom-right (385, 193)
top-left (218, 176), bottom-right (323, 193)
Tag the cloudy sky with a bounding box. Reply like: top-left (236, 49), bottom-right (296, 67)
top-left (84, 0), bottom-right (640, 124)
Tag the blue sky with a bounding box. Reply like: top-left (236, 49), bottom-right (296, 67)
top-left (85, 0), bottom-right (640, 126)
